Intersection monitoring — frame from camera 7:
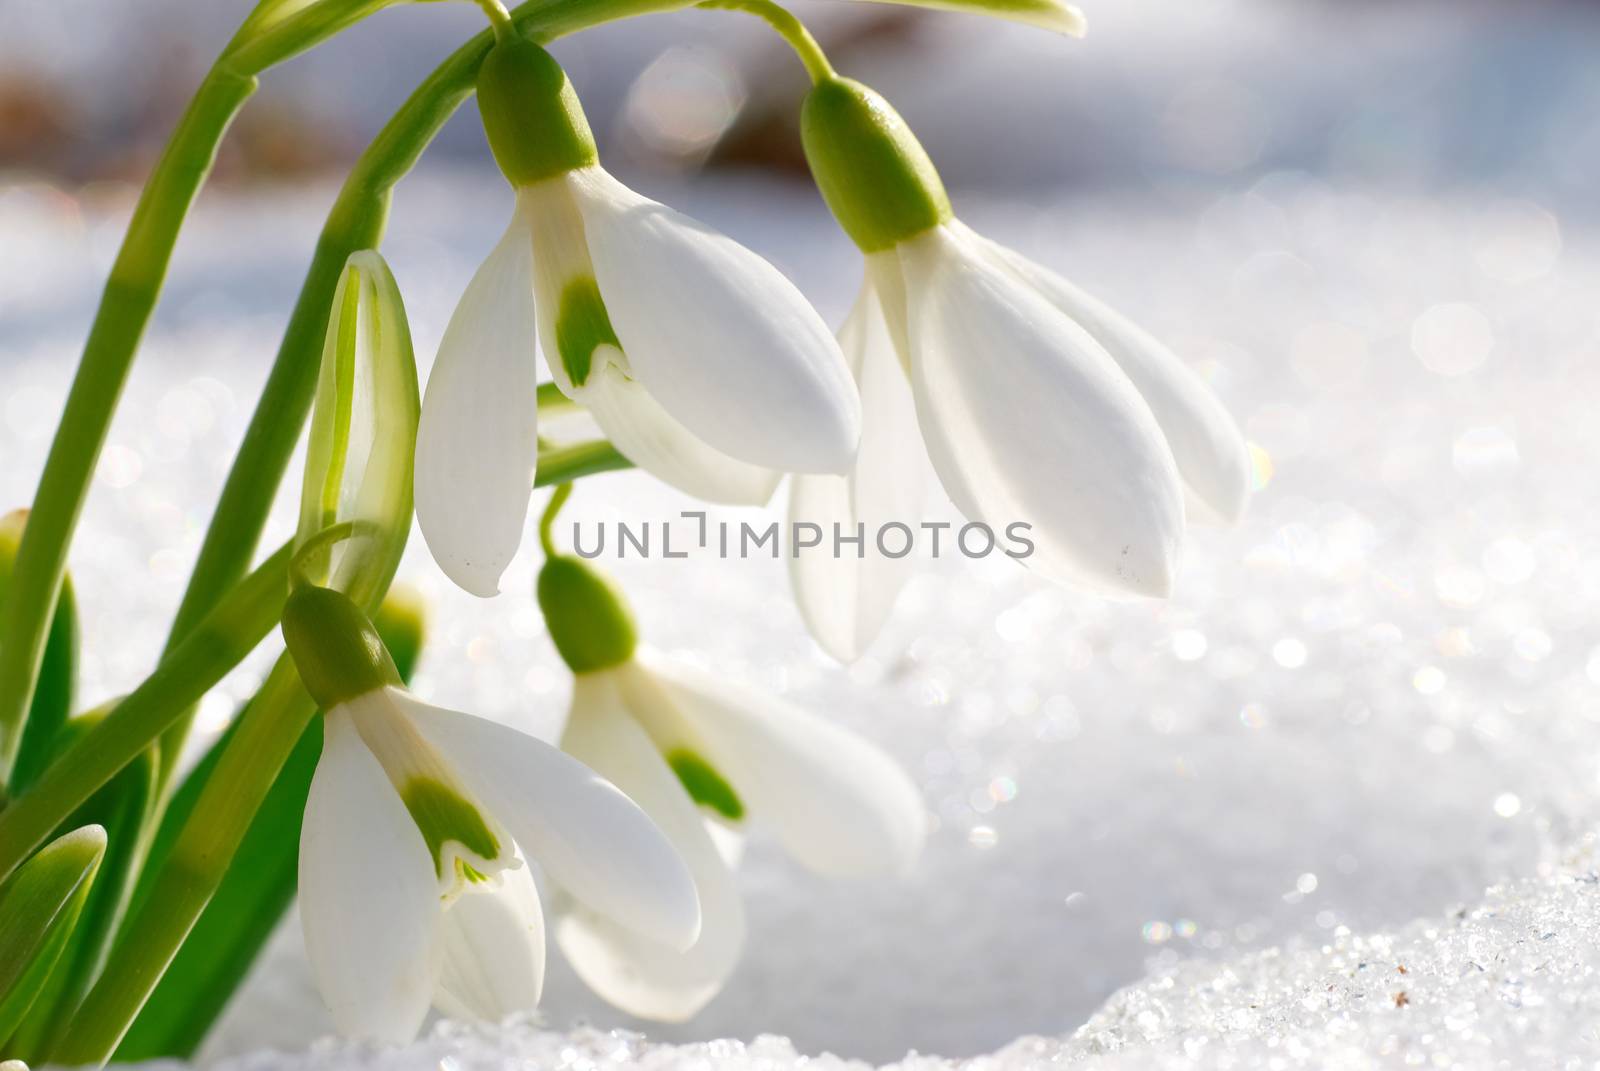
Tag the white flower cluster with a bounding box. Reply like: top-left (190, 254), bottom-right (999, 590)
top-left (290, 21), bottom-right (1248, 1046)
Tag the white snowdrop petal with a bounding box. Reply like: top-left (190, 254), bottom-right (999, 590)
top-left (555, 672), bottom-right (744, 1022)
top-left (570, 167), bottom-right (860, 474)
top-left (583, 363), bottom-right (781, 506)
top-left (977, 232), bottom-right (1251, 524)
top-left (299, 711), bottom-right (440, 1043)
top-left (433, 861), bottom-right (546, 1023)
top-left (642, 653), bottom-right (927, 878)
top-left (900, 225), bottom-right (1186, 597)
top-left (789, 280), bottom-right (925, 661)
top-left (397, 693), bottom-right (701, 950)
top-left (415, 199), bottom-right (539, 597)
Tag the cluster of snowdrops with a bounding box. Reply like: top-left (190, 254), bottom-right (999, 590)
top-left (0, 0), bottom-right (1249, 1062)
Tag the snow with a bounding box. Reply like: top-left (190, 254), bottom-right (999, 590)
top-left (5, 168), bottom-right (1600, 1068)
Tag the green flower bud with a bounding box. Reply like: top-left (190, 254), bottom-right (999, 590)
top-left (281, 586), bottom-right (402, 709)
top-left (537, 556), bottom-right (637, 674)
top-left (295, 251), bottom-right (418, 612)
top-left (801, 76), bottom-right (953, 253)
top-left (477, 35), bottom-right (597, 186)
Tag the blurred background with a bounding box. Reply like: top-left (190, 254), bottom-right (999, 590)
top-left (3, 0), bottom-right (1599, 207)
top-left (5, 0), bottom-right (1600, 1065)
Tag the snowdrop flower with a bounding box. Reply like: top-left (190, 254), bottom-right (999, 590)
top-left (281, 585), bottom-right (700, 1042)
top-left (536, 552), bottom-right (925, 1020)
top-left (790, 76), bottom-right (1252, 660)
top-left (415, 34), bottom-right (859, 598)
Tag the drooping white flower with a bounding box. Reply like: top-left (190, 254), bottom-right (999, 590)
top-left (537, 554), bottom-right (926, 1021)
top-left (790, 76), bottom-right (1252, 661)
top-left (283, 586), bottom-right (700, 1043)
top-left (415, 37), bottom-right (859, 598)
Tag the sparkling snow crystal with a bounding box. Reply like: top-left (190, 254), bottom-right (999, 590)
top-left (7, 170), bottom-right (1600, 1068)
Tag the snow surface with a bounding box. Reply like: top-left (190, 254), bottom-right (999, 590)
top-left (4, 170), bottom-right (1600, 1067)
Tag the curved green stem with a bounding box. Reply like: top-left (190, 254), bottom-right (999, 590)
top-left (698, 0), bottom-right (835, 83)
top-left (0, 66), bottom-right (256, 787)
top-left (537, 440), bottom-right (634, 486)
top-left (0, 542), bottom-right (292, 889)
top-left (51, 658), bottom-right (315, 1067)
top-left (473, 0), bottom-right (516, 39)
top-left (539, 483), bottom-right (575, 558)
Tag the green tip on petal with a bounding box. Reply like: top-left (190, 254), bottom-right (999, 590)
top-left (477, 34), bottom-right (598, 186)
top-left (537, 556), bottom-right (637, 674)
top-left (667, 748), bottom-right (745, 821)
top-left (399, 776), bottom-right (503, 881)
top-left (281, 586), bottom-right (403, 709)
top-left (801, 77), bottom-right (952, 253)
top-left (555, 276), bottom-right (620, 388)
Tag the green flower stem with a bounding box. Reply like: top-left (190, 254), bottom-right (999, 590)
top-left (539, 483), bottom-right (575, 558)
top-left (0, 67), bottom-right (256, 787)
top-left (152, 0), bottom-right (683, 787)
top-left (51, 657), bottom-right (316, 1067)
top-left (0, 542), bottom-right (292, 890)
top-left (697, 0), bottom-right (835, 83)
top-left (537, 440), bottom-right (634, 486)
top-left (472, 0), bottom-right (516, 39)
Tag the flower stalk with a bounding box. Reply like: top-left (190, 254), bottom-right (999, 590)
top-left (0, 66), bottom-right (255, 787)
top-left (49, 658), bottom-right (317, 1066)
top-left (697, 0), bottom-right (835, 83)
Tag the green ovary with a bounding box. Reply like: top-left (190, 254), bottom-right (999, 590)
top-left (556, 276), bottom-right (620, 388)
top-left (667, 749), bottom-right (745, 821)
top-left (400, 777), bottom-right (501, 879)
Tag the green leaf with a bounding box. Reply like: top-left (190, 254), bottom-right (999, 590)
top-left (114, 590), bottom-right (425, 1059)
top-left (0, 826), bottom-right (105, 1043)
top-left (2, 739), bottom-right (156, 1060)
top-left (0, 512), bottom-right (80, 797)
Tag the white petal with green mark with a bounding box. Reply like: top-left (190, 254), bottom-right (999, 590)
top-left (398, 691), bottom-right (702, 950)
top-left (556, 671), bottom-right (744, 1022)
top-left (634, 653), bottom-right (927, 878)
top-left (570, 166), bottom-right (860, 475)
top-left (340, 688), bottom-right (513, 898)
top-left (299, 710), bottom-right (440, 1043)
top-left (522, 173), bottom-right (784, 506)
